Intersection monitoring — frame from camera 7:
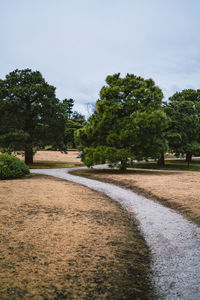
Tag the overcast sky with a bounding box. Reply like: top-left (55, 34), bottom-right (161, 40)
top-left (1, 0), bottom-right (200, 116)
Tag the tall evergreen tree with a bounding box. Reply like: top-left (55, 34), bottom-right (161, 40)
top-left (165, 89), bottom-right (200, 164)
top-left (76, 73), bottom-right (168, 170)
top-left (0, 69), bottom-right (68, 164)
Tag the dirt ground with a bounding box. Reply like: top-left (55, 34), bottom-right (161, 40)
top-left (72, 170), bottom-right (200, 226)
top-left (0, 176), bottom-right (152, 300)
top-left (17, 150), bottom-right (81, 164)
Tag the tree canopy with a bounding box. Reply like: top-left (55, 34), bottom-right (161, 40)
top-left (165, 89), bottom-right (200, 163)
top-left (76, 73), bottom-right (168, 169)
top-left (168, 89), bottom-right (200, 104)
top-left (65, 111), bottom-right (86, 148)
top-left (0, 69), bottom-right (69, 164)
top-left (2, 69), bottom-right (199, 169)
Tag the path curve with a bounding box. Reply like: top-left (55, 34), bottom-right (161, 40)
top-left (31, 167), bottom-right (200, 299)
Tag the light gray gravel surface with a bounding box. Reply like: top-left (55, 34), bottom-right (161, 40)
top-left (31, 167), bottom-right (200, 299)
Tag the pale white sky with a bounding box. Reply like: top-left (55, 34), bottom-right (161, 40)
top-left (1, 0), bottom-right (200, 116)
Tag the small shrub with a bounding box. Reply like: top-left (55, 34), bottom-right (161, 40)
top-left (0, 154), bottom-right (29, 179)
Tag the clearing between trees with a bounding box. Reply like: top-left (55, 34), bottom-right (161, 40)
top-left (19, 151), bottom-right (200, 225)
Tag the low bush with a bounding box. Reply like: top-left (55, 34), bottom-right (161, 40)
top-left (0, 154), bottom-right (29, 179)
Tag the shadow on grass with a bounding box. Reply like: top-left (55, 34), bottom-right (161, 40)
top-left (28, 161), bottom-right (83, 169)
top-left (132, 159), bottom-right (200, 171)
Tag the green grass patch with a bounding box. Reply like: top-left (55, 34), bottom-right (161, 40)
top-left (132, 159), bottom-right (200, 171)
top-left (43, 146), bottom-right (78, 151)
top-left (70, 168), bottom-right (173, 178)
top-left (72, 159), bottom-right (200, 173)
top-left (28, 161), bottom-right (83, 169)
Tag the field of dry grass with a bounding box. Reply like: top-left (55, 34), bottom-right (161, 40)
top-left (16, 150), bottom-right (200, 224)
top-left (71, 169), bottom-right (200, 226)
top-left (18, 150), bottom-right (200, 225)
top-left (33, 150), bottom-right (81, 164)
top-left (17, 150), bottom-right (81, 164)
top-left (0, 176), bottom-right (153, 299)
top-left (16, 150), bottom-right (83, 168)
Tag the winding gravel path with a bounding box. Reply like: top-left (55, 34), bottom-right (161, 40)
top-left (31, 167), bottom-right (200, 299)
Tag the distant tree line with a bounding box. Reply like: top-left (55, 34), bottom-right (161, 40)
top-left (1, 69), bottom-right (200, 168)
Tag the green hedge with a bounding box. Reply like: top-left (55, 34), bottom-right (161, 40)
top-left (0, 154), bottom-right (30, 179)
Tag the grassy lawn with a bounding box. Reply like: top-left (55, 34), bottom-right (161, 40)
top-left (0, 176), bottom-right (155, 299)
top-left (132, 158), bottom-right (200, 171)
top-left (71, 168), bottom-right (200, 226)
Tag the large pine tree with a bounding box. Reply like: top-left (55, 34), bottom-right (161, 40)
top-left (76, 73), bottom-right (168, 170)
top-left (0, 69), bottom-right (68, 164)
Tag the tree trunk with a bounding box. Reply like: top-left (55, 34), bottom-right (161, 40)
top-left (120, 160), bottom-right (127, 171)
top-left (186, 153), bottom-right (192, 162)
top-left (157, 152), bottom-right (165, 166)
top-left (24, 101), bottom-right (34, 165)
top-left (186, 153), bottom-right (192, 168)
top-left (25, 146), bottom-right (33, 165)
top-left (72, 141), bottom-right (76, 149)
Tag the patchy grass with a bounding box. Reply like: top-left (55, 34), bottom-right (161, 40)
top-left (28, 161), bottom-right (82, 169)
top-left (71, 169), bottom-right (200, 226)
top-left (17, 150), bottom-right (83, 169)
top-left (132, 159), bottom-right (200, 171)
top-left (0, 176), bottom-right (155, 299)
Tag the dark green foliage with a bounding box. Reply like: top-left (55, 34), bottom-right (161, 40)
top-left (169, 89), bottom-right (200, 104)
top-left (65, 111), bottom-right (86, 148)
top-left (0, 154), bottom-right (29, 179)
top-left (76, 73), bottom-right (168, 169)
top-left (165, 89), bottom-right (200, 163)
top-left (63, 98), bottom-right (74, 118)
top-left (0, 69), bottom-right (68, 164)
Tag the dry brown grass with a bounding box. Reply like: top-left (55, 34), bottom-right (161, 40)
top-left (0, 176), bottom-right (153, 300)
top-left (71, 170), bottom-right (200, 226)
top-left (17, 150), bottom-right (81, 164)
top-left (33, 151), bottom-right (81, 164)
